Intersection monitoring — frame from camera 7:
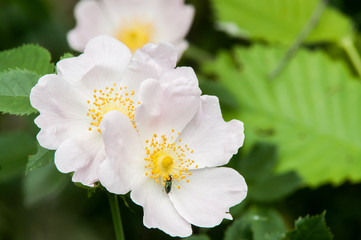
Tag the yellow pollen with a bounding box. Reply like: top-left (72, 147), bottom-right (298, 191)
top-left (115, 19), bottom-right (154, 53)
top-left (143, 131), bottom-right (196, 191)
top-left (86, 83), bottom-right (139, 133)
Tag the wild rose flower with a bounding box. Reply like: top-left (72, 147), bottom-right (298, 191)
top-left (98, 91), bottom-right (247, 237)
top-left (67, 0), bottom-right (194, 58)
top-left (30, 35), bottom-right (200, 186)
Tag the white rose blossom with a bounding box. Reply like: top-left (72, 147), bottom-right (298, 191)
top-left (98, 87), bottom-right (247, 236)
top-left (67, 0), bottom-right (194, 57)
top-left (30, 35), bottom-right (199, 186)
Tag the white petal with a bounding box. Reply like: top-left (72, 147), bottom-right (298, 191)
top-left (135, 69), bottom-right (201, 141)
top-left (152, 1), bottom-right (194, 43)
top-left (71, 143), bottom-right (106, 186)
top-left (74, 64), bottom-right (126, 98)
top-left (118, 42), bottom-right (178, 98)
top-left (130, 178), bottom-right (192, 237)
top-left (67, 0), bottom-right (112, 52)
top-left (128, 42), bottom-right (177, 79)
top-left (120, 42), bottom-right (180, 102)
top-left (172, 40), bottom-right (189, 60)
top-left (180, 95), bottom-right (244, 168)
top-left (169, 167), bottom-right (247, 228)
top-left (58, 36), bottom-right (131, 82)
top-left (98, 111), bottom-right (145, 194)
top-left (54, 131), bottom-right (105, 186)
top-left (30, 74), bottom-right (89, 149)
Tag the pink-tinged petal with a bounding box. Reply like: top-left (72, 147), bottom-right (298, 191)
top-left (127, 42), bottom-right (177, 79)
top-left (180, 95), bottom-right (244, 168)
top-left (30, 74), bottom-right (89, 149)
top-left (153, 2), bottom-right (194, 43)
top-left (120, 42), bottom-right (179, 97)
top-left (172, 40), bottom-right (189, 60)
top-left (67, 0), bottom-right (111, 52)
top-left (58, 36), bottom-right (131, 82)
top-left (169, 167), bottom-right (247, 228)
top-left (71, 142), bottom-right (106, 186)
top-left (135, 69), bottom-right (201, 141)
top-left (54, 131), bottom-right (104, 186)
top-left (98, 111), bottom-right (145, 194)
top-left (158, 66), bottom-right (198, 87)
top-left (75, 65), bottom-right (127, 98)
top-left (130, 178), bottom-right (192, 237)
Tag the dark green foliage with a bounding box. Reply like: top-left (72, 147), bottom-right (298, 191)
top-left (0, 132), bottom-right (36, 182)
top-left (26, 143), bottom-right (54, 174)
top-left (238, 143), bottom-right (302, 202)
top-left (283, 212), bottom-right (333, 240)
top-left (225, 207), bottom-right (287, 240)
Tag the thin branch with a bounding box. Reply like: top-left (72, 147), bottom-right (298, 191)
top-left (268, 0), bottom-right (329, 80)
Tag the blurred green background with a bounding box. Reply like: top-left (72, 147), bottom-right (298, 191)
top-left (1, 0), bottom-right (361, 239)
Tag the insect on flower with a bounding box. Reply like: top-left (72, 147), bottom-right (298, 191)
top-left (98, 94), bottom-right (247, 237)
top-left (164, 174), bottom-right (173, 194)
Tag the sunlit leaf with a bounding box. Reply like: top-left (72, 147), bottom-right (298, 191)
top-left (0, 69), bottom-right (39, 115)
top-left (26, 143), bottom-right (54, 174)
top-left (212, 0), bottom-right (352, 44)
top-left (0, 132), bottom-right (36, 182)
top-left (23, 161), bottom-right (68, 206)
top-left (0, 44), bottom-right (54, 75)
top-left (283, 212), bottom-right (333, 240)
top-left (203, 45), bottom-right (361, 186)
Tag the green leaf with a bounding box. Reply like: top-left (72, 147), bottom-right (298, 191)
top-left (23, 161), bottom-right (68, 206)
top-left (224, 217), bottom-right (252, 240)
top-left (283, 212), bottom-right (333, 240)
top-left (183, 234), bottom-right (211, 240)
top-left (60, 52), bottom-right (74, 60)
top-left (250, 208), bottom-right (286, 240)
top-left (0, 44), bottom-right (54, 75)
top-left (203, 45), bottom-right (361, 186)
top-left (249, 172), bottom-right (301, 203)
top-left (238, 143), bottom-right (302, 202)
top-left (26, 143), bottom-right (54, 174)
top-left (240, 143), bottom-right (278, 182)
top-left (225, 207), bottom-right (287, 240)
top-left (0, 69), bottom-right (39, 115)
top-left (212, 0), bottom-right (352, 44)
top-left (0, 132), bottom-right (37, 182)
top-left (199, 77), bottom-right (239, 110)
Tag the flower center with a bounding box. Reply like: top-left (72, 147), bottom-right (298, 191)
top-left (115, 19), bottom-right (154, 53)
top-left (86, 83), bottom-right (140, 133)
top-left (144, 130), bottom-right (199, 191)
top-left (161, 155), bottom-right (173, 170)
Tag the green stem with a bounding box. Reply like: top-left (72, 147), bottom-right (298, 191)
top-left (341, 37), bottom-right (361, 79)
top-left (107, 192), bottom-right (125, 240)
top-left (268, 0), bottom-right (329, 79)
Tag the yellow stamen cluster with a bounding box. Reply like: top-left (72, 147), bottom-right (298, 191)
top-left (86, 83), bottom-right (139, 133)
top-left (144, 130), bottom-right (198, 190)
top-left (115, 19), bottom-right (154, 53)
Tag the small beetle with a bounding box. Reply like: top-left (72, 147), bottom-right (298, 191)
top-left (164, 175), bottom-right (172, 194)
